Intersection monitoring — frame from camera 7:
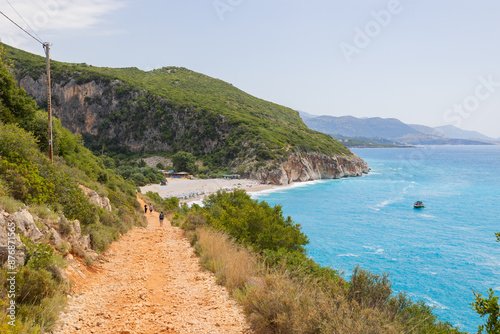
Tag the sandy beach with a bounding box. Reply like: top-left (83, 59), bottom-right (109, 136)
top-left (140, 178), bottom-right (277, 203)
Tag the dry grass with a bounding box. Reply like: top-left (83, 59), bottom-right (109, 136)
top-left (237, 268), bottom-right (407, 334)
top-left (193, 227), bottom-right (404, 333)
top-left (191, 227), bottom-right (460, 334)
top-left (0, 196), bottom-right (24, 213)
top-left (28, 203), bottom-right (59, 220)
top-left (196, 228), bottom-right (257, 292)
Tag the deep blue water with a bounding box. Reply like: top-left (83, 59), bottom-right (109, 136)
top-left (252, 146), bottom-right (500, 333)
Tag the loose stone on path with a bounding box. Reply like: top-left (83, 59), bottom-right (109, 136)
top-left (52, 197), bottom-right (252, 334)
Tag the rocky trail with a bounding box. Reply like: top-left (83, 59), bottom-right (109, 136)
top-left (52, 197), bottom-right (252, 334)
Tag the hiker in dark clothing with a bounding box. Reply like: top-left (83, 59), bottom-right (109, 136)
top-left (159, 211), bottom-right (165, 227)
top-left (144, 204), bottom-right (147, 214)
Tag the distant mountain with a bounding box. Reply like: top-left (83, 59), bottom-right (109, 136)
top-left (304, 116), bottom-right (421, 139)
top-left (300, 114), bottom-right (498, 146)
top-left (408, 124), bottom-right (444, 137)
top-left (433, 125), bottom-right (496, 141)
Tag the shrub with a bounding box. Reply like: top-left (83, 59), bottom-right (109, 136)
top-left (203, 189), bottom-right (309, 254)
top-left (15, 267), bottom-right (58, 305)
top-left (87, 223), bottom-right (120, 252)
top-left (130, 172), bottom-right (147, 185)
top-left (263, 248), bottom-right (339, 282)
top-left (0, 151), bottom-right (55, 204)
top-left (144, 191), bottom-right (180, 213)
top-left (16, 290), bottom-right (66, 332)
top-left (172, 151), bottom-right (198, 174)
top-left (238, 270), bottom-right (349, 334)
top-left (472, 289), bottom-right (500, 334)
top-left (347, 265), bottom-right (392, 309)
top-left (181, 212), bottom-right (206, 231)
top-left (24, 239), bottom-right (55, 271)
top-left (0, 195), bottom-right (24, 213)
top-left (58, 216), bottom-right (73, 236)
top-left (28, 203), bottom-right (58, 220)
top-left (100, 210), bottom-right (118, 227)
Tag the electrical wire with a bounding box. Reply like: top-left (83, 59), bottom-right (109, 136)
top-left (4, 0), bottom-right (43, 43)
top-left (0, 9), bottom-right (43, 45)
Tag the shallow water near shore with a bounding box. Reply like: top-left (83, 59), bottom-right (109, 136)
top-left (252, 145), bottom-right (500, 333)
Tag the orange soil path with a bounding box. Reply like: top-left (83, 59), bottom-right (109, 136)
top-left (53, 197), bottom-right (251, 334)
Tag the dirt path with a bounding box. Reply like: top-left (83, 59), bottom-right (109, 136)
top-left (53, 198), bottom-right (252, 334)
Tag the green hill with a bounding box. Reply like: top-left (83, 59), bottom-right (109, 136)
top-left (2, 44), bottom-right (361, 182)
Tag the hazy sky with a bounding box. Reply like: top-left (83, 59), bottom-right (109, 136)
top-left (1, 0), bottom-right (500, 138)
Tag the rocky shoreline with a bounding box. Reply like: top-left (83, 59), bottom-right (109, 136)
top-left (252, 151), bottom-right (370, 185)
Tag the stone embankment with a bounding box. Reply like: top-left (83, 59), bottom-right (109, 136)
top-left (0, 208), bottom-right (99, 269)
top-left (1, 187), bottom-right (113, 283)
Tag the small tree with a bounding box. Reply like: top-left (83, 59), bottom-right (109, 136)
top-left (172, 151), bottom-right (198, 174)
top-left (472, 233), bottom-right (500, 334)
top-left (472, 289), bottom-right (500, 334)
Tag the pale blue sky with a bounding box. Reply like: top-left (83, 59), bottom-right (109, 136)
top-left (2, 0), bottom-right (500, 137)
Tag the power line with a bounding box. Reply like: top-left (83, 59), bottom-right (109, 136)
top-left (4, 0), bottom-right (42, 43)
top-left (0, 3), bottom-right (52, 162)
top-left (0, 9), bottom-right (43, 44)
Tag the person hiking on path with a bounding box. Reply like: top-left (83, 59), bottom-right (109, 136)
top-left (149, 203), bottom-right (153, 213)
top-left (159, 211), bottom-right (165, 227)
top-left (144, 204), bottom-right (147, 214)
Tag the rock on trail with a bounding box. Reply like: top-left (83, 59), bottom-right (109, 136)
top-left (52, 197), bottom-right (252, 334)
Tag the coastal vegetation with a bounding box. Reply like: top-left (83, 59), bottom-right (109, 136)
top-left (172, 151), bottom-right (198, 175)
top-left (0, 45), bottom-right (145, 332)
top-left (173, 190), bottom-right (464, 333)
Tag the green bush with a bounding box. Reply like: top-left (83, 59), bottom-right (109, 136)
top-left (0, 195), bottom-right (24, 213)
top-left (172, 151), bottom-right (198, 174)
top-left (15, 267), bottom-right (58, 305)
top-left (87, 223), bottom-right (120, 252)
top-left (145, 191), bottom-right (180, 213)
top-left (24, 239), bottom-right (55, 271)
top-left (100, 210), bottom-right (119, 227)
top-left (203, 189), bottom-right (309, 254)
top-left (263, 248), bottom-right (339, 282)
top-left (347, 265), bottom-right (392, 309)
top-left (58, 216), bottom-right (73, 236)
top-left (472, 289), bottom-right (500, 334)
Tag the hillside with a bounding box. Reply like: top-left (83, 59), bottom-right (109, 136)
top-left (0, 44), bottom-right (146, 332)
top-left (3, 44), bottom-right (368, 185)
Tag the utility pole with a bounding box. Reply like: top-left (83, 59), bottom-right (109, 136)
top-left (43, 42), bottom-right (53, 162)
top-left (0, 9), bottom-right (52, 161)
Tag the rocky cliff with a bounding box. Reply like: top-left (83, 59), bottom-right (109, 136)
top-left (18, 75), bottom-right (232, 155)
top-left (252, 151), bottom-right (369, 184)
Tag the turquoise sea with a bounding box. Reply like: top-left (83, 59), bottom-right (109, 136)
top-left (252, 146), bottom-right (500, 333)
